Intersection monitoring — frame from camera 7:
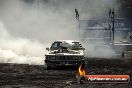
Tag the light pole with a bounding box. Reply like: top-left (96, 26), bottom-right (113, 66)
top-left (109, 8), bottom-right (115, 44)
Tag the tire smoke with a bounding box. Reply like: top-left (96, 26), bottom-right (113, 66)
top-left (0, 22), bottom-right (46, 65)
top-left (0, 0), bottom-right (121, 65)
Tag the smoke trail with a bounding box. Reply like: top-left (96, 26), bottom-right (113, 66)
top-left (0, 0), bottom-right (79, 64)
top-left (0, 0), bottom-right (118, 42)
top-left (0, 0), bottom-right (122, 65)
top-left (0, 21), bottom-right (46, 65)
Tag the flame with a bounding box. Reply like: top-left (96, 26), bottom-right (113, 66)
top-left (78, 65), bottom-right (86, 76)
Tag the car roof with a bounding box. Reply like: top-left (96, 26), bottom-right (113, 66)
top-left (54, 40), bottom-right (79, 43)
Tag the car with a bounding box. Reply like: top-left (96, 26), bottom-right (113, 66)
top-left (45, 40), bottom-right (85, 68)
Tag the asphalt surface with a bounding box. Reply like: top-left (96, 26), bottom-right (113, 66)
top-left (0, 58), bottom-right (132, 88)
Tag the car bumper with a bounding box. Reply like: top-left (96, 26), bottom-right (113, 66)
top-left (45, 60), bottom-right (85, 66)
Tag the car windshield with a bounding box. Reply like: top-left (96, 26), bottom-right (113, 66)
top-left (50, 42), bottom-right (62, 50)
top-left (50, 41), bottom-right (83, 50)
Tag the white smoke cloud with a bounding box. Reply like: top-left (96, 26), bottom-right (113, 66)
top-left (0, 0), bottom-right (118, 42)
top-left (0, 21), bottom-right (46, 65)
top-left (0, 0), bottom-right (121, 65)
top-left (0, 0), bottom-right (79, 43)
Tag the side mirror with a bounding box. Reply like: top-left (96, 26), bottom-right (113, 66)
top-left (83, 48), bottom-right (85, 51)
top-left (46, 47), bottom-right (49, 51)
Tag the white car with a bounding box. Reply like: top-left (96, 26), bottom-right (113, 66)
top-left (45, 40), bottom-right (85, 67)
